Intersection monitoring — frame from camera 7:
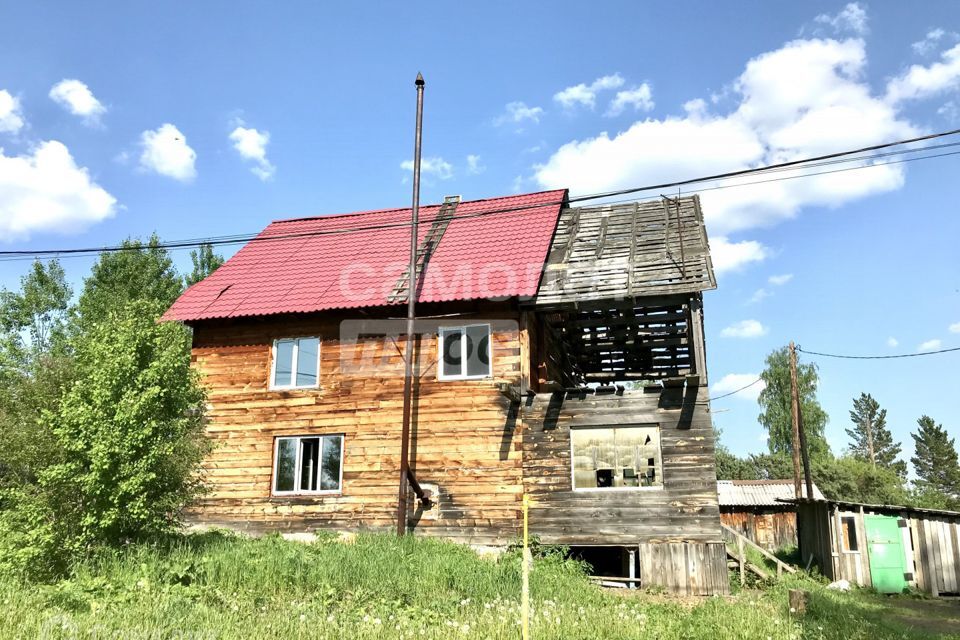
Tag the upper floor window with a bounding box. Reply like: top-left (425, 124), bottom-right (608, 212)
top-left (571, 425), bottom-right (663, 490)
top-left (438, 324), bottom-right (491, 380)
top-left (273, 434), bottom-right (343, 495)
top-left (271, 337), bottom-right (320, 389)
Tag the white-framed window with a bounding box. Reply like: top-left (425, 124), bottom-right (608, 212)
top-left (271, 337), bottom-right (320, 389)
top-left (570, 425), bottom-right (663, 491)
top-left (272, 434), bottom-right (343, 495)
top-left (438, 324), bottom-right (492, 380)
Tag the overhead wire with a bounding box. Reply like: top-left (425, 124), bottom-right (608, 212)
top-left (798, 345), bottom-right (960, 359)
top-left (708, 377), bottom-right (764, 402)
top-left (709, 343), bottom-right (960, 403)
top-left (2, 127), bottom-right (960, 263)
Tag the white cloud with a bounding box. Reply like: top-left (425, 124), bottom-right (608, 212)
top-left (768, 273), bottom-right (793, 286)
top-left (748, 288), bottom-right (770, 304)
top-left (814, 3), bottom-right (868, 36)
top-left (886, 336), bottom-right (899, 348)
top-left (711, 373), bottom-right (766, 401)
top-left (919, 339), bottom-right (942, 351)
top-left (229, 124), bottom-right (275, 181)
top-left (886, 43), bottom-right (960, 104)
top-left (720, 319), bottom-right (768, 338)
top-left (949, 322), bottom-right (960, 333)
top-left (466, 154), bottom-right (485, 175)
top-left (912, 28), bottom-right (958, 56)
top-left (606, 84), bottom-right (654, 116)
top-left (554, 73), bottom-right (625, 109)
top-left (139, 123), bottom-right (196, 182)
top-left (536, 35), bottom-right (922, 274)
top-left (711, 236), bottom-right (769, 274)
top-left (0, 90), bottom-right (25, 134)
top-left (0, 141), bottom-right (117, 241)
top-left (939, 100), bottom-right (960, 123)
top-left (48, 79), bottom-right (106, 125)
top-left (400, 156), bottom-right (453, 180)
top-left (494, 101), bottom-right (544, 127)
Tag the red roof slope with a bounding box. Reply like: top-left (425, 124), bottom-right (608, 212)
top-left (162, 190), bottom-right (567, 322)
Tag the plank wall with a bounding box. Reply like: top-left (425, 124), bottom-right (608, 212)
top-left (521, 386), bottom-right (723, 545)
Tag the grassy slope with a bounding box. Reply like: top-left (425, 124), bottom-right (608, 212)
top-left (0, 532), bottom-right (955, 640)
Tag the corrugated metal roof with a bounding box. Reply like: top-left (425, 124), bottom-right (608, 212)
top-left (162, 190), bottom-right (567, 322)
top-left (785, 497), bottom-right (960, 519)
top-left (534, 196), bottom-right (716, 307)
top-left (717, 480), bottom-right (824, 506)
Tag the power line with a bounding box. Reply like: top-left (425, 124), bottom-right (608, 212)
top-left (567, 127), bottom-right (960, 202)
top-left (798, 345), bottom-right (960, 359)
top-left (2, 128), bottom-right (960, 261)
top-left (709, 377), bottom-right (763, 401)
top-left (1, 147), bottom-right (955, 263)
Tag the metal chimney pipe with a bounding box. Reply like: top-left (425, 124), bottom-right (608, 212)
top-left (397, 72), bottom-right (425, 536)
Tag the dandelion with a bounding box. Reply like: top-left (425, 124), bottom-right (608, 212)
top-left (373, 618), bottom-right (382, 625)
top-left (299, 614), bottom-right (306, 622)
top-left (460, 624), bottom-right (470, 633)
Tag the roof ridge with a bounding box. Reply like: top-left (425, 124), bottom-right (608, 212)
top-left (269, 189), bottom-right (566, 225)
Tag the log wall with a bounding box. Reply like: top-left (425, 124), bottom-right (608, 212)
top-left (186, 309), bottom-right (525, 545)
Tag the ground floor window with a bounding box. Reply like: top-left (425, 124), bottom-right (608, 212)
top-left (273, 434), bottom-right (343, 494)
top-left (571, 425), bottom-right (662, 490)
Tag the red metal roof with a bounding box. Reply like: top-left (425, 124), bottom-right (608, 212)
top-left (162, 190), bottom-right (567, 322)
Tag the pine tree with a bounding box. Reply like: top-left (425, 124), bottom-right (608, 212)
top-left (910, 415), bottom-right (960, 508)
top-left (846, 393), bottom-right (906, 477)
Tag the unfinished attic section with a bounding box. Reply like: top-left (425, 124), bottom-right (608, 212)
top-left (531, 196), bottom-right (715, 389)
top-left (522, 196), bottom-right (727, 596)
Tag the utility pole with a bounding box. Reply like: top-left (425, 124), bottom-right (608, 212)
top-left (397, 72), bottom-right (425, 536)
top-left (866, 413), bottom-right (876, 467)
top-left (797, 393), bottom-right (814, 500)
top-left (788, 342), bottom-right (802, 499)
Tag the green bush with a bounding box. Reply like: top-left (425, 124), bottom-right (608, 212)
top-left (0, 302), bottom-right (208, 578)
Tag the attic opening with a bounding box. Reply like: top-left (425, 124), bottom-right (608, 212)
top-left (530, 196), bottom-right (715, 388)
top-left (542, 296), bottom-right (702, 386)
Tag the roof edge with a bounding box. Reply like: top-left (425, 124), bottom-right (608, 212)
top-left (270, 188), bottom-right (568, 225)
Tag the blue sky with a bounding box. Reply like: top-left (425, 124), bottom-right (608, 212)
top-left (1, 1), bottom-right (959, 463)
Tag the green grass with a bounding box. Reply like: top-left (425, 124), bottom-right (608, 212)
top-left (0, 531), bottom-right (955, 639)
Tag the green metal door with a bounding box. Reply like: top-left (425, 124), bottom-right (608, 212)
top-left (864, 515), bottom-right (907, 594)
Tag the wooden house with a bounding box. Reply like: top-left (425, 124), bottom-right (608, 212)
top-left (718, 479), bottom-right (823, 550)
top-left (163, 189), bottom-right (728, 595)
top-left (792, 498), bottom-right (960, 596)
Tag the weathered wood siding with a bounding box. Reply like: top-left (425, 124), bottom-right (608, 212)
top-left (910, 515), bottom-right (960, 596)
top-left (521, 386), bottom-right (722, 545)
top-left (797, 502), bottom-right (960, 597)
top-left (720, 509), bottom-right (798, 551)
top-left (637, 542), bottom-right (730, 596)
top-left (186, 310), bottom-right (524, 545)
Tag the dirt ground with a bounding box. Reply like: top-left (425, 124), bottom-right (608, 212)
top-left (883, 597), bottom-right (960, 637)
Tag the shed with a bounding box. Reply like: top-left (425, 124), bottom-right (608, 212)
top-left (789, 498), bottom-right (960, 596)
top-left (717, 480), bottom-right (823, 550)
